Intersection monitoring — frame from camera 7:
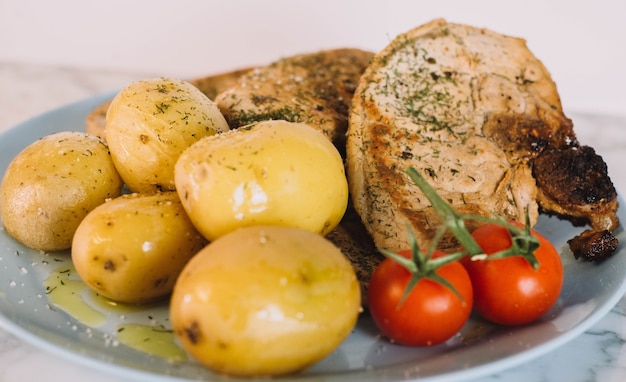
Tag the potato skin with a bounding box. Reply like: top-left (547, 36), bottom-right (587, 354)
top-left (105, 77), bottom-right (229, 193)
top-left (174, 120), bottom-right (349, 241)
top-left (71, 192), bottom-right (207, 304)
top-left (0, 131), bottom-right (123, 251)
top-left (170, 225), bottom-right (361, 377)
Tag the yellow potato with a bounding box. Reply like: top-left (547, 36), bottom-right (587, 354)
top-left (0, 131), bottom-right (123, 251)
top-left (105, 77), bottom-right (229, 193)
top-left (71, 192), bottom-right (206, 304)
top-left (174, 120), bottom-right (349, 241)
top-left (170, 225), bottom-right (361, 377)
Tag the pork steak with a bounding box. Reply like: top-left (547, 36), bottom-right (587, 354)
top-left (215, 48), bottom-right (374, 151)
top-left (347, 18), bottom-right (619, 260)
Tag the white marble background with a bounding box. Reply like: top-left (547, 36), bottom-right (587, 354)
top-left (1, 1), bottom-right (626, 381)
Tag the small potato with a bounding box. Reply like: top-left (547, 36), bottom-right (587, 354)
top-left (72, 192), bottom-right (206, 304)
top-left (175, 120), bottom-right (349, 241)
top-left (105, 77), bottom-right (229, 193)
top-left (170, 225), bottom-right (361, 377)
top-left (0, 131), bottom-right (123, 251)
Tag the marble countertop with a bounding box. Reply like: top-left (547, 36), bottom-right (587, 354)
top-left (1, 61), bottom-right (626, 382)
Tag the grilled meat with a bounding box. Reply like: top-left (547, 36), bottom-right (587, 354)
top-left (215, 48), bottom-right (374, 151)
top-left (326, 202), bottom-right (384, 296)
top-left (533, 145), bottom-right (619, 260)
top-left (346, 18), bottom-right (619, 260)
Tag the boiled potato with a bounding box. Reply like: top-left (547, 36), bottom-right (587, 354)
top-left (170, 225), bottom-right (361, 377)
top-left (0, 131), bottom-right (123, 251)
top-left (105, 77), bottom-right (229, 193)
top-left (174, 120), bottom-right (349, 241)
top-left (72, 192), bottom-right (206, 304)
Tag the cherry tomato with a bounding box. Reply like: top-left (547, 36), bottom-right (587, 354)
top-left (367, 250), bottom-right (473, 346)
top-left (463, 222), bottom-right (563, 325)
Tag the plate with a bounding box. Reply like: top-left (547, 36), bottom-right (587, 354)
top-left (1, 93), bottom-right (625, 382)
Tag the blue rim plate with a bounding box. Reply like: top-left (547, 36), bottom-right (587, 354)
top-left (1, 94), bottom-right (625, 382)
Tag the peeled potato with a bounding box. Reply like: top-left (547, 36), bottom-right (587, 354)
top-left (72, 192), bottom-right (206, 304)
top-left (0, 131), bottom-right (123, 251)
top-left (174, 120), bottom-right (349, 241)
top-left (170, 225), bottom-right (361, 377)
top-left (105, 77), bottom-right (229, 193)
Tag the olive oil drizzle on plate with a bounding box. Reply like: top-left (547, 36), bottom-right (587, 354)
top-left (44, 265), bottom-right (187, 361)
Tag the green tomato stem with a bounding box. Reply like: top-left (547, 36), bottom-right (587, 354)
top-left (375, 166), bottom-right (543, 309)
top-left (404, 166), bottom-right (541, 269)
top-left (405, 167), bottom-right (484, 255)
top-left (378, 227), bottom-right (467, 306)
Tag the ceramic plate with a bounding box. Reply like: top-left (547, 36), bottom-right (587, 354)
top-left (1, 94), bottom-right (625, 382)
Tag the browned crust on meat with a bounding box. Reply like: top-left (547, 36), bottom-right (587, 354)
top-left (326, 202), bottom-right (384, 298)
top-left (214, 48), bottom-right (374, 150)
top-left (533, 145), bottom-right (618, 229)
top-left (347, 18), bottom-right (619, 260)
top-left (568, 229), bottom-right (619, 262)
top-left (533, 145), bottom-right (620, 260)
top-left (347, 19), bottom-right (559, 252)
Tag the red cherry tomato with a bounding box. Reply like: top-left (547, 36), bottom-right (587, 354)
top-left (463, 222), bottom-right (563, 325)
top-left (367, 250), bottom-right (473, 346)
